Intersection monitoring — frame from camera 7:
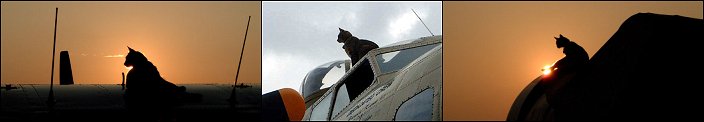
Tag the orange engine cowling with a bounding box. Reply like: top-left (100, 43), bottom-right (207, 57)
top-left (262, 88), bottom-right (305, 121)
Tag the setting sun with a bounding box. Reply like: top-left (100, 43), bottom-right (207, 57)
top-left (542, 65), bottom-right (552, 75)
top-left (126, 66), bottom-right (133, 71)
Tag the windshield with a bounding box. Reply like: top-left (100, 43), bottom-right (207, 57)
top-left (321, 62), bottom-right (346, 88)
top-left (376, 43), bottom-right (440, 74)
top-left (300, 60), bottom-right (348, 98)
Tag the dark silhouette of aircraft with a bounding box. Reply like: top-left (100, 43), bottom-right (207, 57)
top-left (508, 13), bottom-right (703, 121)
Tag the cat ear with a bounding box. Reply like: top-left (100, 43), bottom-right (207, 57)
top-left (128, 46), bottom-right (135, 52)
top-left (339, 28), bottom-right (344, 32)
top-left (559, 34), bottom-right (564, 38)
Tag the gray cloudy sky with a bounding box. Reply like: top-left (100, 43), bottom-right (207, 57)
top-left (262, 2), bottom-right (442, 94)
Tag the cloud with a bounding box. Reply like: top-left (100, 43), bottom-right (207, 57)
top-left (103, 54), bottom-right (125, 58)
top-left (261, 49), bottom-right (350, 94)
top-left (389, 11), bottom-right (421, 39)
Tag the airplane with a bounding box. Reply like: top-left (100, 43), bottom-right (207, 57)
top-left (507, 13), bottom-right (702, 121)
top-left (264, 35), bottom-right (442, 121)
top-left (1, 8), bottom-right (260, 121)
top-left (1, 83), bottom-right (261, 121)
top-left (262, 8), bottom-right (442, 121)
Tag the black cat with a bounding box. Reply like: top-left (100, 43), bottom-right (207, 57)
top-left (337, 28), bottom-right (379, 65)
top-left (551, 34), bottom-right (589, 75)
top-left (123, 47), bottom-right (190, 120)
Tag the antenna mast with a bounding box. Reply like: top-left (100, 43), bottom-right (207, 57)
top-left (47, 7), bottom-right (59, 109)
top-left (412, 9), bottom-right (434, 36)
top-left (230, 16), bottom-right (251, 108)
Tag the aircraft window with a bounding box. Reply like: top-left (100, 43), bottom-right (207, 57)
top-left (321, 62), bottom-right (346, 89)
top-left (341, 59), bottom-right (374, 101)
top-left (395, 88), bottom-right (434, 121)
top-left (376, 43), bottom-right (440, 74)
top-left (301, 60), bottom-right (346, 98)
top-left (310, 93), bottom-right (334, 121)
top-left (332, 84), bottom-right (350, 117)
top-left (326, 59), bottom-right (374, 118)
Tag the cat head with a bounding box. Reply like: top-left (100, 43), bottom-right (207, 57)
top-left (124, 46), bottom-right (149, 67)
top-left (337, 28), bottom-right (353, 43)
top-left (554, 34), bottom-right (570, 48)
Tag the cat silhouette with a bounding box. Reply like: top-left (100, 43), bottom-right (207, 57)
top-left (123, 47), bottom-right (190, 120)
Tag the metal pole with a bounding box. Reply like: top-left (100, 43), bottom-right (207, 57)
top-left (230, 16), bottom-right (251, 107)
top-left (47, 7), bottom-right (59, 108)
top-left (412, 9), bottom-right (434, 36)
top-left (236, 16), bottom-right (251, 87)
top-left (122, 72), bottom-right (125, 90)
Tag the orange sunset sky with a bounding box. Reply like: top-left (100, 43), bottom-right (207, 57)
top-left (443, 1), bottom-right (702, 120)
top-left (1, 1), bottom-right (261, 85)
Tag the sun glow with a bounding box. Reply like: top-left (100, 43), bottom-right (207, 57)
top-left (542, 65), bottom-right (553, 75)
top-left (542, 60), bottom-right (560, 75)
top-left (126, 66), bottom-right (133, 71)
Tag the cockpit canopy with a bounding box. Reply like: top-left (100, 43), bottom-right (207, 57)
top-left (300, 60), bottom-right (350, 99)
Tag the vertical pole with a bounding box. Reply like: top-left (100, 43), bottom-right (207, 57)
top-left (122, 72), bottom-right (125, 90)
top-left (47, 7), bottom-right (59, 108)
top-left (236, 16), bottom-right (251, 88)
top-left (230, 16), bottom-right (251, 108)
